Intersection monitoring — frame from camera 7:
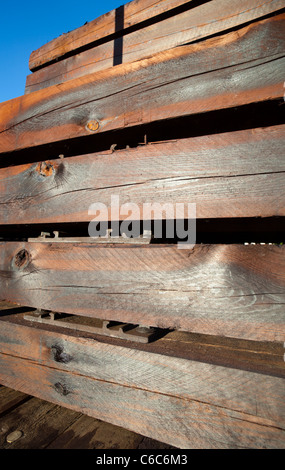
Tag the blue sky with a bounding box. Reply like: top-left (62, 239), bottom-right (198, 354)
top-left (0, 0), bottom-right (127, 103)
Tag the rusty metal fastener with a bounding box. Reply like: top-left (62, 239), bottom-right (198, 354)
top-left (86, 120), bottom-right (100, 132)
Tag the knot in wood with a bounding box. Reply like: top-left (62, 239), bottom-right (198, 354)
top-left (51, 345), bottom-right (73, 364)
top-left (14, 249), bottom-right (31, 269)
top-left (36, 161), bottom-right (57, 177)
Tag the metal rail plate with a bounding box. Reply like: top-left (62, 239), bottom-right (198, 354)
top-left (24, 310), bottom-right (163, 343)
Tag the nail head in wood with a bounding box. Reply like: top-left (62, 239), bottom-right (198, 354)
top-left (6, 430), bottom-right (23, 443)
top-left (86, 119), bottom-right (100, 132)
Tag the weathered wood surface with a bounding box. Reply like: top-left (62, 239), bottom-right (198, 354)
top-left (28, 0), bottom-right (285, 73)
top-left (1, 304), bottom-right (284, 448)
top-left (45, 413), bottom-right (148, 450)
top-left (0, 125), bottom-right (284, 224)
top-left (0, 306), bottom-right (284, 449)
top-left (0, 315), bottom-right (284, 423)
top-left (0, 385), bottom-right (30, 415)
top-left (0, 244), bottom-right (284, 342)
top-left (0, 351), bottom-right (284, 448)
top-left (25, 0), bottom-right (285, 92)
top-left (1, 15), bottom-right (284, 154)
top-left (1, 302), bottom-right (284, 377)
top-left (0, 386), bottom-right (158, 449)
top-left (0, 395), bottom-right (80, 449)
top-left (28, 0), bottom-right (190, 71)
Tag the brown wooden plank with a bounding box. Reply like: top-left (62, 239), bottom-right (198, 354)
top-left (0, 396), bottom-right (82, 449)
top-left (1, 15), bottom-right (284, 154)
top-left (0, 125), bottom-right (284, 224)
top-left (29, 0), bottom-right (190, 71)
top-left (0, 243), bottom-right (284, 342)
top-left (28, 0), bottom-right (285, 75)
top-left (0, 386), bottom-right (30, 415)
top-left (159, 330), bottom-right (285, 377)
top-left (0, 353), bottom-right (284, 448)
top-left (0, 301), bottom-right (284, 377)
top-left (25, 0), bottom-right (285, 93)
top-left (0, 390), bottom-right (149, 449)
top-left (45, 414), bottom-right (145, 449)
top-left (0, 317), bottom-right (284, 425)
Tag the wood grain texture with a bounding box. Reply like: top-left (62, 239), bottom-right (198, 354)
top-left (1, 15), bottom-right (284, 154)
top-left (0, 317), bottom-right (284, 426)
top-left (0, 396), bottom-right (81, 449)
top-left (0, 125), bottom-right (284, 224)
top-left (45, 413), bottom-right (146, 450)
top-left (25, 0), bottom-right (285, 92)
top-left (1, 301), bottom-right (284, 377)
top-left (0, 391), bottom-right (146, 449)
top-left (28, 0), bottom-right (189, 71)
top-left (0, 353), bottom-right (284, 448)
top-left (0, 386), bottom-right (30, 415)
top-left (0, 243), bottom-right (284, 342)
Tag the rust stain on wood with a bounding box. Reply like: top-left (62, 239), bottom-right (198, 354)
top-left (35, 161), bottom-right (59, 177)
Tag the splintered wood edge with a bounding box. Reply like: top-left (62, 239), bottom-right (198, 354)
top-left (28, 0), bottom-right (285, 71)
top-left (28, 1), bottom-right (198, 70)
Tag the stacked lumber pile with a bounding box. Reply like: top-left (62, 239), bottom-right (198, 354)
top-left (0, 0), bottom-right (284, 448)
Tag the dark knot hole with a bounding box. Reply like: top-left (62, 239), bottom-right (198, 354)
top-left (14, 249), bottom-right (31, 269)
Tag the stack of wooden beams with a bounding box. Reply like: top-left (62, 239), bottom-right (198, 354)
top-left (0, 0), bottom-right (284, 448)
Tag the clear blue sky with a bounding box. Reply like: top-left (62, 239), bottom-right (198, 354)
top-left (0, 0), bottom-right (127, 103)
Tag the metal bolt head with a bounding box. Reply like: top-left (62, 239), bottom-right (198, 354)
top-left (136, 325), bottom-right (154, 334)
top-left (6, 430), bottom-right (23, 443)
top-left (86, 120), bottom-right (100, 132)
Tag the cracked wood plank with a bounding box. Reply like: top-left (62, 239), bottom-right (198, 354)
top-left (0, 353), bottom-right (284, 448)
top-left (0, 125), bottom-right (284, 224)
top-left (1, 14), bottom-right (284, 154)
top-left (25, 0), bottom-right (285, 92)
top-left (28, 0), bottom-right (190, 71)
top-left (1, 302), bottom-right (284, 377)
top-left (0, 243), bottom-right (284, 342)
top-left (0, 315), bottom-right (284, 426)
